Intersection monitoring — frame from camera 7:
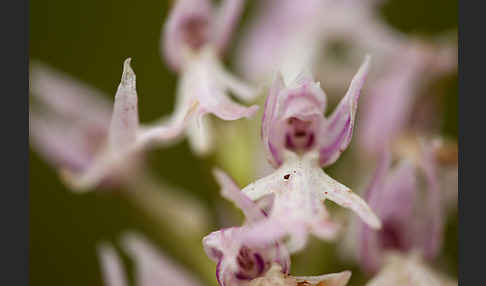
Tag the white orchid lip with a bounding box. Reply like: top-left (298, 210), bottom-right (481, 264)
top-left (239, 150), bottom-right (380, 253)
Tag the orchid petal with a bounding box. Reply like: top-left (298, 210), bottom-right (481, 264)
top-left (316, 169), bottom-right (381, 229)
top-left (261, 73), bottom-right (285, 167)
top-left (109, 58), bottom-right (139, 150)
top-left (215, 63), bottom-right (258, 103)
top-left (212, 0), bottom-right (245, 54)
top-left (59, 152), bottom-right (116, 191)
top-left (186, 113), bottom-right (214, 155)
top-left (207, 95), bottom-right (259, 121)
top-left (136, 100), bottom-right (198, 149)
top-left (121, 232), bottom-right (202, 286)
top-left (187, 52), bottom-right (259, 121)
top-left (319, 56), bottom-right (370, 167)
top-left (240, 218), bottom-right (289, 248)
top-left (213, 168), bottom-right (264, 222)
top-left (241, 170), bottom-right (283, 201)
top-left (29, 61), bottom-right (112, 125)
top-left (359, 50), bottom-right (419, 154)
top-left (417, 141), bottom-right (443, 260)
top-left (359, 151), bottom-right (392, 273)
top-left (97, 243), bottom-right (129, 286)
top-left (29, 111), bottom-right (94, 172)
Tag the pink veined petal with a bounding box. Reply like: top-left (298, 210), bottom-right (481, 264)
top-left (213, 168), bottom-right (264, 222)
top-left (121, 232), bottom-right (202, 286)
top-left (316, 169), bottom-right (381, 229)
top-left (108, 58), bottom-right (139, 151)
top-left (212, 0), bottom-right (245, 54)
top-left (29, 61), bottom-right (112, 126)
top-left (319, 55), bottom-right (371, 167)
top-left (294, 270), bottom-right (352, 286)
top-left (97, 243), bottom-right (129, 286)
top-left (261, 73), bottom-right (285, 168)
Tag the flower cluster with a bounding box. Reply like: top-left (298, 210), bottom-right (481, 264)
top-left (30, 0), bottom-right (457, 285)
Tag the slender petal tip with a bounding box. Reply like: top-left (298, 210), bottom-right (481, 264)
top-left (121, 58), bottom-right (136, 90)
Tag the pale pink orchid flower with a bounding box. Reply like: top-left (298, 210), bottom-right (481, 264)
top-left (203, 169), bottom-right (352, 286)
top-left (358, 41), bottom-right (458, 156)
top-left (358, 142), bottom-right (443, 274)
top-left (29, 58), bottom-right (198, 191)
top-left (30, 58), bottom-right (180, 191)
top-left (226, 57), bottom-right (381, 253)
top-left (203, 169), bottom-right (290, 286)
top-left (98, 232), bottom-right (202, 286)
top-left (150, 0), bottom-right (259, 155)
top-left (236, 0), bottom-right (403, 91)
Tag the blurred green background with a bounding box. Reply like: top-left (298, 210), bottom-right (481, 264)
top-left (30, 0), bottom-right (457, 285)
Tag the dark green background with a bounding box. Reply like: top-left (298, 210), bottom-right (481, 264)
top-left (30, 0), bottom-right (457, 285)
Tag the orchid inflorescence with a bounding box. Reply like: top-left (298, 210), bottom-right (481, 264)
top-left (30, 0), bottom-right (457, 285)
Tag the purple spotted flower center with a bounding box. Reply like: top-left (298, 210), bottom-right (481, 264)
top-left (235, 246), bottom-right (266, 280)
top-left (285, 117), bottom-right (316, 152)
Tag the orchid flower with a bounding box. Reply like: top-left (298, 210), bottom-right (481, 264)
top-left (358, 142), bottom-right (443, 274)
top-left (203, 169), bottom-right (290, 286)
top-left (204, 169), bottom-right (353, 286)
top-left (29, 60), bottom-right (139, 190)
top-left (30, 60), bottom-right (212, 234)
top-left (358, 41), bottom-right (458, 156)
top-left (231, 57), bottom-right (381, 253)
top-left (98, 232), bottom-right (202, 286)
top-left (147, 0), bottom-right (258, 155)
top-left (236, 0), bottom-right (403, 90)
top-left (30, 58), bottom-right (158, 191)
top-left (365, 252), bottom-right (457, 286)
